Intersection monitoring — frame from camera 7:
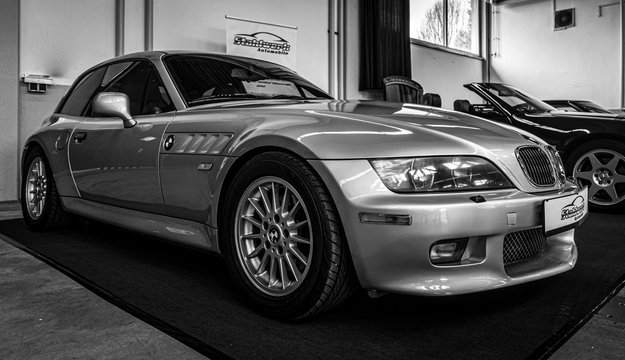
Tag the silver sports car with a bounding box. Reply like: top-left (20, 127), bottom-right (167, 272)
top-left (22, 51), bottom-right (588, 319)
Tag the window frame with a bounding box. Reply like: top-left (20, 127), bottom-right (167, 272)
top-left (409, 0), bottom-right (483, 60)
top-left (57, 58), bottom-right (175, 118)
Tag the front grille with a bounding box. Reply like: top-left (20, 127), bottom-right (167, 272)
top-left (516, 146), bottom-right (556, 186)
top-left (503, 227), bottom-right (547, 265)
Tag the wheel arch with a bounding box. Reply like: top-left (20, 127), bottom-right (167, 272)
top-left (22, 139), bottom-right (45, 166)
top-left (22, 133), bottom-right (80, 198)
top-left (562, 133), bottom-right (625, 164)
top-left (217, 145), bottom-right (315, 237)
top-left (20, 139), bottom-right (48, 187)
top-left (215, 145), bottom-right (352, 259)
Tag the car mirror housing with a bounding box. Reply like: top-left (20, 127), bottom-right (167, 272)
top-left (92, 92), bottom-right (136, 128)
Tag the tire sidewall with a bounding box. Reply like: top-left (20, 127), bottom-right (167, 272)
top-left (221, 153), bottom-right (333, 317)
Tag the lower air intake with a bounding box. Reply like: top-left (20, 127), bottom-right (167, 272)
top-left (503, 227), bottom-right (547, 265)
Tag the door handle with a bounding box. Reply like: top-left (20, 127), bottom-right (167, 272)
top-left (73, 131), bottom-right (88, 143)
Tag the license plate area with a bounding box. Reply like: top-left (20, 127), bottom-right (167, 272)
top-left (543, 187), bottom-right (589, 237)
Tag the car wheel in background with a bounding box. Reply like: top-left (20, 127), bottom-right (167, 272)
top-left (221, 152), bottom-right (357, 320)
top-left (21, 147), bottom-right (74, 231)
top-left (566, 140), bottom-right (625, 211)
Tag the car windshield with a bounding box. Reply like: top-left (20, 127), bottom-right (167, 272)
top-left (164, 55), bottom-right (333, 106)
top-left (577, 101), bottom-right (612, 114)
top-left (482, 83), bottom-right (557, 114)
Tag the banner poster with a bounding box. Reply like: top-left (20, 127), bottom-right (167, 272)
top-left (226, 16), bottom-right (297, 70)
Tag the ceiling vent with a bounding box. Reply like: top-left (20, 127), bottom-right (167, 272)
top-left (554, 8), bottom-right (575, 31)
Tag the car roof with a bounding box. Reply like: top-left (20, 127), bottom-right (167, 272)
top-left (99, 50), bottom-right (281, 66)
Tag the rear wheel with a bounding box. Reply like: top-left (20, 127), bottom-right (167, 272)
top-left (21, 147), bottom-right (73, 231)
top-left (221, 152), bottom-right (357, 320)
top-left (566, 140), bottom-right (625, 211)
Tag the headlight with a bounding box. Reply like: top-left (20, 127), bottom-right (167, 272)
top-left (370, 156), bottom-right (513, 192)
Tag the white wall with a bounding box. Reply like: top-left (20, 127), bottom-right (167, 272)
top-left (491, 0), bottom-right (620, 108)
top-left (0, 0), bottom-right (19, 202)
top-left (20, 0), bottom-right (116, 86)
top-left (411, 45), bottom-right (484, 109)
top-left (153, 0), bottom-right (330, 91)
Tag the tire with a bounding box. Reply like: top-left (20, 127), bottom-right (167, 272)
top-left (565, 139), bottom-right (625, 211)
top-left (221, 152), bottom-right (357, 320)
top-left (21, 147), bottom-right (73, 231)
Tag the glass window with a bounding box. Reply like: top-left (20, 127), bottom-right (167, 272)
top-left (410, 0), bottom-right (480, 55)
top-left (104, 62), bottom-right (151, 115)
top-left (410, 0), bottom-right (444, 46)
top-left (99, 61), bottom-right (174, 116)
top-left (59, 67), bottom-right (106, 116)
top-left (164, 55), bottom-right (332, 107)
top-left (101, 61), bottom-right (133, 87)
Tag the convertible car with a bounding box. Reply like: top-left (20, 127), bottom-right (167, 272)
top-left (22, 52), bottom-right (587, 319)
top-left (456, 83), bottom-right (625, 211)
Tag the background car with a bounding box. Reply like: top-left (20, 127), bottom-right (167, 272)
top-left (454, 83), bottom-right (625, 211)
top-left (21, 53), bottom-right (586, 319)
top-left (544, 100), bottom-right (618, 114)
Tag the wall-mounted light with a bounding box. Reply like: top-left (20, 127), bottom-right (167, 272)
top-left (22, 74), bottom-right (53, 93)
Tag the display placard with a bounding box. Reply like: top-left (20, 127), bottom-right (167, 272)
top-left (226, 16), bottom-right (297, 70)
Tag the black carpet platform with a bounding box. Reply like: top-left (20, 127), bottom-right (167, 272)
top-left (1, 212), bottom-right (624, 360)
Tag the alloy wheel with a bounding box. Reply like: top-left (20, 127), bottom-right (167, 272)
top-left (572, 149), bottom-right (625, 206)
top-left (234, 176), bottom-right (313, 296)
top-left (25, 156), bottom-right (48, 220)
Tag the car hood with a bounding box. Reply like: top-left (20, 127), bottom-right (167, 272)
top-left (176, 100), bottom-right (543, 178)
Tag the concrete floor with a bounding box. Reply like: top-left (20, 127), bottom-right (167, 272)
top-left (0, 202), bottom-right (206, 360)
top-left (1, 201), bottom-right (624, 359)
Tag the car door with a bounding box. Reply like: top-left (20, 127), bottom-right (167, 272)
top-left (68, 60), bottom-right (175, 214)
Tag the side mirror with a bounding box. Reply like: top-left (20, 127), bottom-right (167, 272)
top-left (92, 92), bottom-right (136, 128)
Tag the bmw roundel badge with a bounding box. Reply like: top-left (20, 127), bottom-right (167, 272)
top-left (164, 135), bottom-right (175, 151)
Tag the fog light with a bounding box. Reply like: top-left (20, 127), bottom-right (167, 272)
top-left (430, 238), bottom-right (468, 265)
top-left (359, 212), bottom-right (411, 225)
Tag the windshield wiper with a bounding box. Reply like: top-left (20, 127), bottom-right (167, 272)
top-left (188, 93), bottom-right (265, 105)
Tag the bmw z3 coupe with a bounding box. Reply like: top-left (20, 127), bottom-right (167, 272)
top-left (22, 52), bottom-right (587, 319)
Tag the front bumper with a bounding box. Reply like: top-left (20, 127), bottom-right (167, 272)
top-left (310, 159), bottom-right (580, 296)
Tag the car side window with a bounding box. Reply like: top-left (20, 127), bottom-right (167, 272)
top-left (142, 68), bottom-right (174, 115)
top-left (93, 61), bottom-right (174, 117)
top-left (59, 67), bottom-right (107, 116)
top-left (105, 62), bottom-right (151, 116)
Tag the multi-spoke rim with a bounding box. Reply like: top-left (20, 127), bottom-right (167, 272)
top-left (572, 149), bottom-right (625, 206)
top-left (25, 156), bottom-right (48, 220)
top-left (234, 176), bottom-right (313, 296)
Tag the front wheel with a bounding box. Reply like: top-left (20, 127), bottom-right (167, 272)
top-left (566, 140), bottom-right (625, 211)
top-left (221, 152), bottom-right (357, 320)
